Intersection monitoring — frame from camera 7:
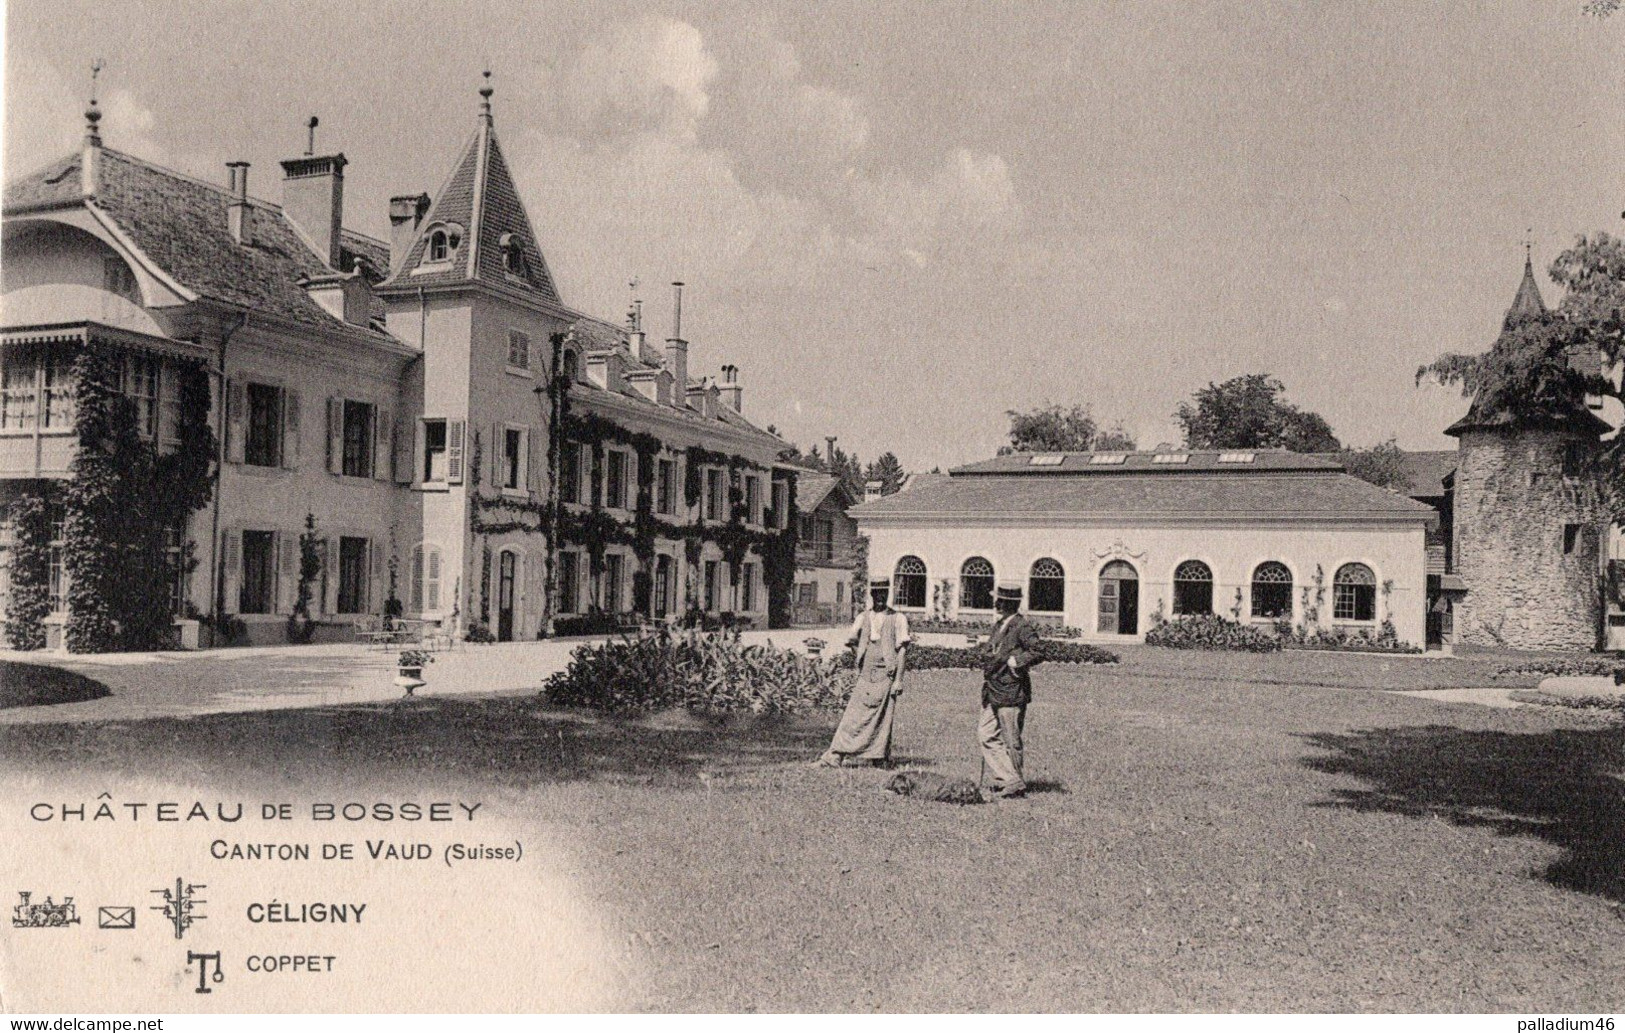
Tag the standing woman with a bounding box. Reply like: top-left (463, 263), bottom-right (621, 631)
top-left (816, 577), bottom-right (911, 768)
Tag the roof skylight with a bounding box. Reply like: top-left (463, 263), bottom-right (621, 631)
top-left (1218, 452), bottom-right (1257, 463)
top-left (1029, 454), bottom-right (1065, 466)
top-left (1088, 453), bottom-right (1128, 465)
top-left (1151, 453), bottom-right (1190, 464)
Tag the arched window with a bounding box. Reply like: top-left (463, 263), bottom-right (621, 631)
top-left (893, 556), bottom-right (928, 609)
top-left (428, 230), bottom-right (449, 262)
top-left (500, 232), bottom-right (526, 276)
top-left (1333, 563), bottom-right (1377, 622)
top-left (1029, 558), bottom-right (1065, 613)
top-left (561, 349), bottom-right (580, 382)
top-left (411, 544), bottom-right (443, 613)
top-left (1250, 561), bottom-right (1293, 619)
top-left (1173, 559), bottom-right (1213, 616)
top-left (959, 557), bottom-right (995, 610)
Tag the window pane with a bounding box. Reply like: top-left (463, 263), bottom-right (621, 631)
top-left (246, 384), bottom-right (282, 467)
top-left (240, 531), bottom-right (275, 614)
top-left (338, 537), bottom-right (368, 613)
top-left (342, 400), bottom-right (373, 477)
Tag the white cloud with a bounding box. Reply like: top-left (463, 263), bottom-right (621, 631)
top-left (3, 44), bottom-right (167, 181)
top-left (512, 16), bottom-right (1019, 319)
top-left (559, 16), bottom-right (719, 139)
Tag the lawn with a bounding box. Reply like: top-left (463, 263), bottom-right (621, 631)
top-left (0, 659), bottom-right (112, 708)
top-left (1, 649), bottom-right (1620, 1012)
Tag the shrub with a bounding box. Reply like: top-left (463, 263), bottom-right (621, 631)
top-left (552, 613), bottom-right (625, 637)
top-left (463, 621), bottom-right (496, 644)
top-left (1494, 658), bottom-right (1621, 679)
top-left (1145, 614), bottom-right (1281, 653)
top-left (909, 618), bottom-right (1083, 639)
top-left (543, 631), bottom-right (850, 713)
top-left (1282, 622), bottom-right (1422, 654)
top-left (833, 640), bottom-right (1118, 670)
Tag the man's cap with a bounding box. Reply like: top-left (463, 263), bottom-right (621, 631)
top-left (995, 581), bottom-right (1023, 602)
top-left (869, 577), bottom-right (892, 590)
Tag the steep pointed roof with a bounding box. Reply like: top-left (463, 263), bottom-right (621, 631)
top-left (377, 108), bottom-right (560, 303)
top-left (1503, 252), bottom-right (1548, 330)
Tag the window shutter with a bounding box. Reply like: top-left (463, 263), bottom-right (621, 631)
top-left (409, 419), bottom-right (426, 486)
top-left (369, 538), bottom-right (384, 613)
top-left (282, 389), bottom-right (301, 470)
top-left (426, 548), bottom-right (442, 611)
top-left (393, 414), bottom-right (412, 484)
top-left (316, 538), bottom-right (331, 616)
top-left (525, 548), bottom-right (544, 635)
top-left (220, 529), bottom-right (241, 614)
top-left (446, 420), bottom-right (465, 484)
top-left (520, 429), bottom-right (531, 493)
top-left (225, 381), bottom-right (246, 464)
top-left (277, 531), bottom-right (298, 615)
top-left (326, 397), bottom-right (342, 474)
top-left (374, 407), bottom-right (392, 481)
top-left (489, 423), bottom-right (502, 488)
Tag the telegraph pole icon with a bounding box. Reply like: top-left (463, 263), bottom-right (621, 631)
top-left (151, 878), bottom-right (206, 939)
top-left (187, 951), bottom-right (224, 994)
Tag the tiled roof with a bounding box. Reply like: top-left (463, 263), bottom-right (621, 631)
top-left (1396, 450), bottom-right (1457, 499)
top-left (1504, 254), bottom-right (1548, 330)
top-left (796, 473), bottom-right (840, 512)
top-left (563, 315), bottom-right (785, 451)
top-left (4, 147), bottom-right (397, 339)
top-left (951, 450), bottom-right (1345, 476)
top-left (376, 121), bottom-right (559, 302)
top-left (851, 470), bottom-right (1437, 521)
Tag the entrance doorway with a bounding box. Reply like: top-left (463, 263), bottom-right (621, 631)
top-left (497, 550), bottom-right (517, 642)
top-left (1097, 560), bottom-right (1139, 635)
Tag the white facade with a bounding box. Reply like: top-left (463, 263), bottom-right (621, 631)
top-left (858, 517), bottom-right (1430, 646)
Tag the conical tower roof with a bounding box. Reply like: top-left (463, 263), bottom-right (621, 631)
top-left (378, 82), bottom-right (559, 303)
top-left (1502, 250), bottom-right (1547, 330)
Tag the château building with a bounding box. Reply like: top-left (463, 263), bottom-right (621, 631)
top-left (0, 85), bottom-right (798, 651)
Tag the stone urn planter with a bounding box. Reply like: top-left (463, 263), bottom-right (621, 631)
top-left (804, 637), bottom-right (827, 658)
top-left (395, 649), bottom-right (435, 696)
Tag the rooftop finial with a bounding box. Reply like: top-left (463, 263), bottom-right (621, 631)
top-left (479, 70), bottom-right (494, 124)
top-left (305, 115), bottom-right (319, 156)
top-left (1525, 228), bottom-right (1533, 267)
top-left (84, 58), bottom-right (104, 147)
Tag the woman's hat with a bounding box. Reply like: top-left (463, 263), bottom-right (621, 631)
top-left (995, 581), bottom-right (1023, 603)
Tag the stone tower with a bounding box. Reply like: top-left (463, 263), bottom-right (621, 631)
top-left (1447, 254), bottom-right (1609, 651)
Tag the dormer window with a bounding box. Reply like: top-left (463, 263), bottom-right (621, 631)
top-left (421, 223), bottom-right (463, 264)
top-left (561, 349), bottom-right (579, 382)
top-left (499, 232), bottom-right (527, 276)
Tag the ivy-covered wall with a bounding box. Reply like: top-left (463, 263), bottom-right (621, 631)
top-left (58, 342), bottom-right (215, 653)
top-left (3, 488), bottom-right (54, 650)
top-left (468, 340), bottom-right (800, 631)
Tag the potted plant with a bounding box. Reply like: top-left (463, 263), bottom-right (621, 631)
top-left (396, 649), bottom-right (435, 696)
top-left (804, 636), bottom-right (827, 658)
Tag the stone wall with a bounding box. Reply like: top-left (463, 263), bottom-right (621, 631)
top-left (1452, 430), bottom-right (1602, 651)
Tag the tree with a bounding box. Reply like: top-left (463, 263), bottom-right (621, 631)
top-left (864, 452), bottom-right (906, 496)
top-left (1174, 373), bottom-right (1341, 452)
top-left (1340, 439), bottom-right (1412, 492)
top-left (1000, 402), bottom-right (1136, 453)
top-left (827, 443), bottom-right (864, 499)
top-left (1418, 232), bottom-right (1625, 520)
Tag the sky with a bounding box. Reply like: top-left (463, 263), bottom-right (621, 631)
top-left (5, 0), bottom-right (1623, 472)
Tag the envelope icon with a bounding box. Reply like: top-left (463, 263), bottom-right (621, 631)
top-left (98, 906), bottom-right (135, 929)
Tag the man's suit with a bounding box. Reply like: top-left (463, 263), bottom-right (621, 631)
top-left (980, 611), bottom-right (1041, 793)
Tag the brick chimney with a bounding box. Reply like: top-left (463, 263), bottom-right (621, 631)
top-left (718, 364), bottom-right (742, 412)
top-left (389, 194), bottom-right (430, 271)
top-left (226, 162), bottom-right (252, 245)
top-left (280, 153), bottom-right (348, 269)
top-left (665, 281), bottom-right (688, 408)
top-left (865, 479), bottom-right (884, 503)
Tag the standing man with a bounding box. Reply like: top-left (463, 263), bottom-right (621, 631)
top-left (980, 580), bottom-right (1041, 798)
top-left (817, 577), bottom-right (911, 768)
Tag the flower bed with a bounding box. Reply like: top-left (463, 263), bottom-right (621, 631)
top-left (834, 641), bottom-right (1118, 670)
top-left (1281, 623), bottom-right (1421, 655)
top-left (909, 618), bottom-right (1084, 639)
top-left (1145, 615), bottom-right (1281, 653)
top-left (543, 631), bottom-right (849, 713)
top-left (1493, 658), bottom-right (1622, 680)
